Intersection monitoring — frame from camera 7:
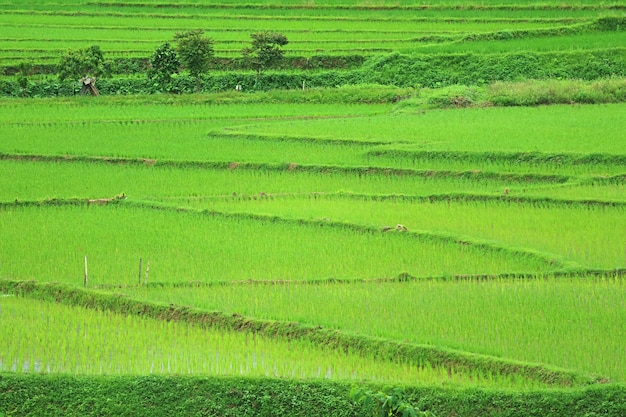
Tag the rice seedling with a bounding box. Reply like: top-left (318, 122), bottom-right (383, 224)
top-left (408, 32), bottom-right (626, 54)
top-left (0, 295), bottom-right (552, 388)
top-left (122, 275), bottom-right (626, 382)
top-left (0, 5), bottom-right (585, 64)
top-left (2, 97), bottom-right (623, 179)
top-left (0, 158), bottom-right (560, 202)
top-left (184, 194), bottom-right (626, 269)
top-left (539, 182), bottom-right (626, 202)
top-left (0, 203), bottom-right (556, 286)
top-left (222, 103), bottom-right (626, 154)
top-left (0, 0), bottom-right (624, 397)
top-left (0, 98), bottom-right (385, 124)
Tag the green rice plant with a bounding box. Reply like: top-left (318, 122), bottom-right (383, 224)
top-left (0, 97), bottom-right (387, 124)
top-left (0, 95), bottom-right (623, 179)
top-left (0, 11), bottom-right (566, 54)
top-left (0, 0), bottom-right (616, 69)
top-left (1, 0), bottom-right (619, 7)
top-left (221, 103), bottom-right (626, 154)
top-left (363, 146), bottom-right (626, 176)
top-left (407, 32), bottom-right (626, 55)
top-left (122, 275), bottom-right (626, 382)
top-left (538, 182), bottom-right (626, 202)
top-left (0, 158), bottom-right (566, 203)
top-left (0, 100), bottom-right (386, 161)
top-left (0, 295), bottom-right (556, 388)
top-left (0, 203), bottom-right (556, 286)
top-left (183, 194), bottom-right (626, 269)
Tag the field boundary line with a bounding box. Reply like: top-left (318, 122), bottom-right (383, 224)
top-left (2, 9), bottom-right (590, 25)
top-left (365, 148), bottom-right (626, 167)
top-left (0, 152), bottom-right (582, 185)
top-left (92, 268), bottom-right (626, 290)
top-left (84, 2), bottom-right (626, 12)
top-left (166, 190), bottom-right (626, 208)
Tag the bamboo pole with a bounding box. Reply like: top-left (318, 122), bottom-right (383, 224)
top-left (138, 258), bottom-right (143, 285)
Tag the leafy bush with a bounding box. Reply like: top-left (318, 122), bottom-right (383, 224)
top-left (351, 386), bottom-right (436, 417)
top-left (1, 373), bottom-right (625, 417)
top-left (358, 49), bottom-right (626, 87)
top-left (147, 43), bottom-right (180, 91)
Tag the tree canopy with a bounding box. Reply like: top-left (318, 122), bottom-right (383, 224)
top-left (174, 30), bottom-right (214, 91)
top-left (242, 31), bottom-right (289, 75)
top-left (57, 45), bottom-right (109, 82)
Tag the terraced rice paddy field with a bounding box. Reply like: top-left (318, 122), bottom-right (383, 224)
top-left (0, 0), bottom-right (625, 415)
top-left (0, 0), bottom-right (624, 66)
top-left (1, 93), bottom-right (625, 385)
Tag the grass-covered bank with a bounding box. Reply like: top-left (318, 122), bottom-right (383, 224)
top-left (1, 373), bottom-right (625, 417)
top-left (3, 49), bottom-right (625, 97)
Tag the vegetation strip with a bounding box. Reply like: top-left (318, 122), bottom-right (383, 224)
top-left (409, 18), bottom-right (626, 45)
top-left (0, 9), bottom-right (591, 24)
top-left (93, 268), bottom-right (626, 290)
top-left (365, 149), bottom-right (626, 167)
top-left (86, 2), bottom-right (626, 12)
top-left (0, 152), bottom-right (575, 185)
top-left (3, 373), bottom-right (626, 417)
top-left (0, 279), bottom-right (602, 387)
top-left (5, 50), bottom-right (625, 96)
top-left (183, 190), bottom-right (626, 209)
top-left (208, 131), bottom-right (392, 146)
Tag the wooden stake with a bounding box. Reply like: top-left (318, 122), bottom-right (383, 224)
top-left (138, 258), bottom-right (143, 285)
top-left (83, 256), bottom-right (88, 287)
top-left (145, 260), bottom-right (150, 285)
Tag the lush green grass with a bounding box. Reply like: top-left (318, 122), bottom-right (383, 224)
top-left (120, 275), bottom-right (626, 382)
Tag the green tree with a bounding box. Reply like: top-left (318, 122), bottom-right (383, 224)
top-left (174, 30), bottom-right (214, 92)
top-left (242, 31), bottom-right (289, 76)
top-left (147, 42), bottom-right (180, 91)
top-left (17, 60), bottom-right (34, 92)
top-left (57, 45), bottom-right (109, 82)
